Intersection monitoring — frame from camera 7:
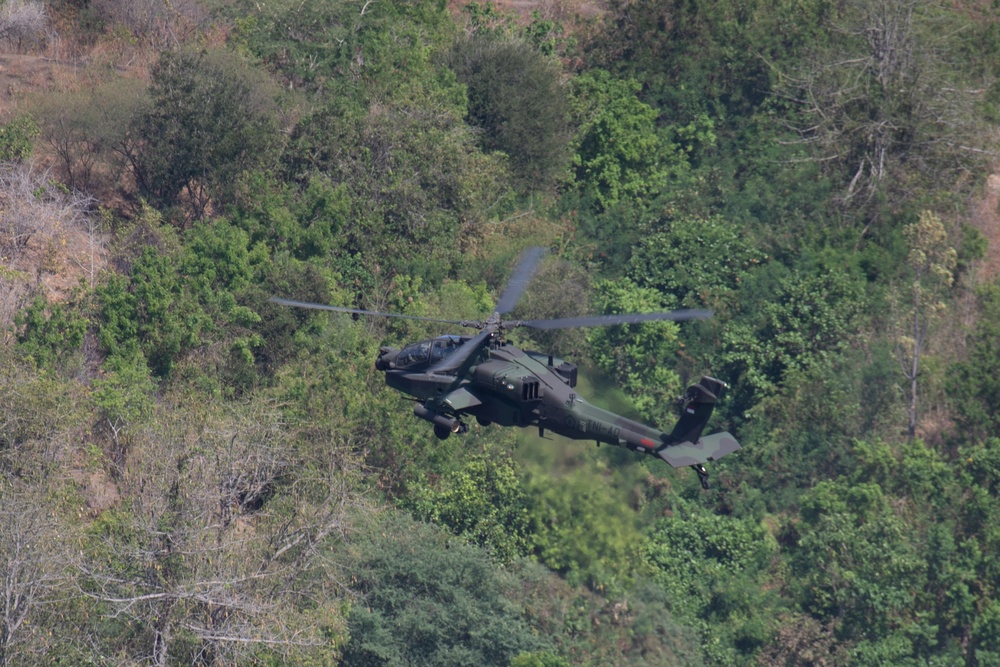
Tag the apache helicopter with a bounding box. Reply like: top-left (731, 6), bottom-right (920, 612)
top-left (271, 247), bottom-right (740, 488)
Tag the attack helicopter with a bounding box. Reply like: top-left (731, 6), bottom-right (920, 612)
top-left (270, 247), bottom-right (740, 488)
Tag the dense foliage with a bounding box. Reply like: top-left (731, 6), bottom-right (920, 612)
top-left (2, 0), bottom-right (1000, 665)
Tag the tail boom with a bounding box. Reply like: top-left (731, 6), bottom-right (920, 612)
top-left (591, 376), bottom-right (741, 468)
top-left (541, 375), bottom-right (741, 473)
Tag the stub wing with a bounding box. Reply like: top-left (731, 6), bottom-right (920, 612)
top-left (440, 386), bottom-right (483, 412)
top-left (654, 431), bottom-right (741, 468)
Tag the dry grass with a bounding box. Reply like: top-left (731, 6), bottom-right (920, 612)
top-left (0, 162), bottom-right (106, 329)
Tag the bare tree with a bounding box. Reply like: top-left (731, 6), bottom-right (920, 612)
top-left (0, 1), bottom-right (48, 53)
top-left (90, 0), bottom-right (208, 49)
top-left (30, 78), bottom-right (149, 201)
top-left (0, 163), bottom-right (101, 332)
top-left (777, 0), bottom-right (987, 227)
top-left (79, 400), bottom-right (366, 665)
top-left (0, 483), bottom-right (74, 667)
top-left (0, 163), bottom-right (96, 266)
top-left (894, 210), bottom-right (956, 439)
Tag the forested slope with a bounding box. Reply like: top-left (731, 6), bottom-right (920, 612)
top-left (2, 0), bottom-right (1000, 665)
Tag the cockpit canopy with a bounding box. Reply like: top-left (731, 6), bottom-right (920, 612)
top-left (394, 335), bottom-right (466, 368)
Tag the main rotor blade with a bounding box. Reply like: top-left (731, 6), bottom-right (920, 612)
top-left (518, 310), bottom-right (714, 330)
top-left (427, 327), bottom-right (494, 374)
top-left (269, 297), bottom-right (470, 326)
top-left (494, 246), bottom-right (547, 315)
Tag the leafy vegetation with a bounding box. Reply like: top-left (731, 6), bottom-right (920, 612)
top-left (1, 0), bottom-right (1000, 665)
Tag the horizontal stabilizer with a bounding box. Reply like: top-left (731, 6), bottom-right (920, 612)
top-left (655, 432), bottom-right (741, 468)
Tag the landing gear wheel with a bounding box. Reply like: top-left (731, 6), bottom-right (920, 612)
top-left (693, 464), bottom-right (711, 490)
top-left (433, 424), bottom-right (452, 440)
top-left (476, 416), bottom-right (491, 427)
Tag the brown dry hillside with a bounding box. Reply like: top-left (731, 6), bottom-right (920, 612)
top-left (0, 53), bottom-right (87, 115)
top-left (973, 172), bottom-right (1000, 281)
top-left (0, 53), bottom-right (110, 326)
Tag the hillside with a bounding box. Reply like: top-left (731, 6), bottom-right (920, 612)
top-left (2, 1), bottom-right (1000, 666)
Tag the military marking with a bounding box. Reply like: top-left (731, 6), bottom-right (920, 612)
top-left (584, 419), bottom-right (619, 439)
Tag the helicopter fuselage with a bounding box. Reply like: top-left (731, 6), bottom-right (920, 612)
top-left (375, 336), bottom-right (740, 471)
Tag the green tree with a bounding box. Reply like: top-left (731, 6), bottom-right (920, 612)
top-left (523, 465), bottom-right (643, 591)
top-left (506, 560), bottom-right (704, 667)
top-left (570, 69), bottom-right (696, 211)
top-left (126, 245), bottom-right (204, 376)
top-left (626, 213), bottom-right (769, 310)
top-left (341, 515), bottom-right (549, 667)
top-left (644, 510), bottom-right (777, 663)
top-left (591, 0), bottom-right (830, 124)
top-left (973, 600), bottom-right (1000, 666)
top-left (791, 480), bottom-right (925, 641)
top-left (94, 247), bottom-right (199, 379)
top-left (179, 218), bottom-right (267, 323)
top-left (405, 453), bottom-right (531, 564)
top-left (948, 279), bottom-right (1000, 444)
top-left (719, 264), bottom-right (868, 409)
top-left (96, 214), bottom-right (273, 383)
top-left (230, 172), bottom-right (353, 262)
top-left (507, 257), bottom-right (591, 358)
top-left (0, 348), bottom-right (86, 480)
top-left (91, 348), bottom-right (155, 468)
top-left (510, 652), bottom-right (570, 667)
top-left (447, 35), bottom-right (572, 190)
top-left (286, 93), bottom-right (511, 283)
top-left (134, 46), bottom-right (282, 219)
top-left (231, 0), bottom-right (456, 96)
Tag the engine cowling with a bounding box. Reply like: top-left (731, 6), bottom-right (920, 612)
top-left (472, 361), bottom-right (540, 403)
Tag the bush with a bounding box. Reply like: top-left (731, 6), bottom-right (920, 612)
top-left (15, 293), bottom-right (86, 370)
top-left (0, 115), bottom-right (38, 162)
